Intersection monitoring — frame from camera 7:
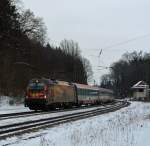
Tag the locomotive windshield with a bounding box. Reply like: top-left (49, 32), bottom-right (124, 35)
top-left (27, 82), bottom-right (46, 97)
top-left (28, 83), bottom-right (45, 89)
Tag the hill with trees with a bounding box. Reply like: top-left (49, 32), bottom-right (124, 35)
top-left (0, 0), bottom-right (93, 96)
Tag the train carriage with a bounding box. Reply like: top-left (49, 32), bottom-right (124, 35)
top-left (99, 88), bottom-right (114, 103)
top-left (74, 83), bottom-right (100, 105)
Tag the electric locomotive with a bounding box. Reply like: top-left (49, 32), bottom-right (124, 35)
top-left (25, 78), bottom-right (49, 110)
top-left (25, 78), bottom-right (77, 110)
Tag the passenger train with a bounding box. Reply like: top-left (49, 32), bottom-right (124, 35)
top-left (25, 78), bottom-right (114, 110)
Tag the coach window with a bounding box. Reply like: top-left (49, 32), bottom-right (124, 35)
top-left (83, 89), bottom-right (85, 97)
top-left (85, 89), bottom-right (87, 96)
top-left (81, 89), bottom-right (83, 96)
top-left (87, 89), bottom-right (89, 96)
top-left (78, 89), bottom-right (80, 95)
top-left (80, 89), bottom-right (82, 96)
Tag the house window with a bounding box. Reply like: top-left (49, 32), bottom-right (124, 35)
top-left (139, 89), bottom-right (144, 92)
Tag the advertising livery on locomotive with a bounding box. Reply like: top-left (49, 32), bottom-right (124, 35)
top-left (25, 78), bottom-right (114, 110)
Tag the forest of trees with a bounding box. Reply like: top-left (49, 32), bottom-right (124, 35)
top-left (101, 51), bottom-right (150, 98)
top-left (2, 0), bottom-right (149, 99)
top-left (0, 0), bottom-right (93, 96)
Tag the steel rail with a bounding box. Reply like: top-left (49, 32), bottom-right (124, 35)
top-left (0, 101), bottom-right (129, 139)
top-left (0, 111), bottom-right (46, 120)
top-left (0, 102), bottom-right (117, 120)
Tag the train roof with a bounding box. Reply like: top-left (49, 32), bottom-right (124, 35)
top-left (28, 79), bottom-right (113, 93)
top-left (55, 81), bottom-right (72, 86)
top-left (29, 78), bottom-right (73, 87)
top-left (74, 83), bottom-right (113, 93)
top-left (74, 83), bottom-right (99, 90)
top-left (29, 78), bottom-right (53, 84)
top-left (99, 88), bottom-right (114, 93)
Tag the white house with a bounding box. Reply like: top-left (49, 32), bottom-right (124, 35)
top-left (131, 81), bottom-right (149, 100)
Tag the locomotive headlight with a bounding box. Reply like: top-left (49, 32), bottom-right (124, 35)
top-left (44, 95), bottom-right (47, 99)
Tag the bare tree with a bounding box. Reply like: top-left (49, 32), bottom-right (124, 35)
top-left (82, 58), bottom-right (93, 83)
top-left (60, 39), bottom-right (93, 83)
top-left (60, 39), bottom-right (81, 57)
top-left (122, 51), bottom-right (143, 63)
top-left (19, 9), bottom-right (47, 45)
top-left (101, 74), bottom-right (113, 88)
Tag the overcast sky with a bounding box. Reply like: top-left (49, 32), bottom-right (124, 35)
top-left (21, 0), bottom-right (150, 84)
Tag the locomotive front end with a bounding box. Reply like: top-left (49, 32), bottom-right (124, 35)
top-left (25, 79), bottom-right (48, 110)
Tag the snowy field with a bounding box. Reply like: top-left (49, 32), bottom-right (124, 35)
top-left (1, 101), bottom-right (150, 146)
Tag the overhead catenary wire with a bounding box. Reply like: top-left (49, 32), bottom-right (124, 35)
top-left (87, 32), bottom-right (150, 82)
top-left (98, 32), bottom-right (150, 55)
top-left (97, 32), bottom-right (150, 70)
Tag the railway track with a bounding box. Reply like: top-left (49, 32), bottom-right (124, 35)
top-left (0, 101), bottom-right (117, 120)
top-left (0, 111), bottom-right (41, 120)
top-left (0, 101), bottom-right (129, 139)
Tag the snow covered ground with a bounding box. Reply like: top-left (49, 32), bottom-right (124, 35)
top-left (1, 101), bottom-right (150, 146)
top-left (0, 96), bottom-right (30, 114)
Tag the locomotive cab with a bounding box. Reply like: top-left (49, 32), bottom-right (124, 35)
top-left (25, 79), bottom-right (48, 110)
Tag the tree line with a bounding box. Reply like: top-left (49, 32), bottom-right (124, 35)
top-left (0, 0), bottom-right (93, 96)
top-left (101, 51), bottom-right (150, 98)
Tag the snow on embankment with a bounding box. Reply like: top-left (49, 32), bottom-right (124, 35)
top-left (1, 102), bottom-right (150, 146)
top-left (0, 96), bottom-right (29, 114)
